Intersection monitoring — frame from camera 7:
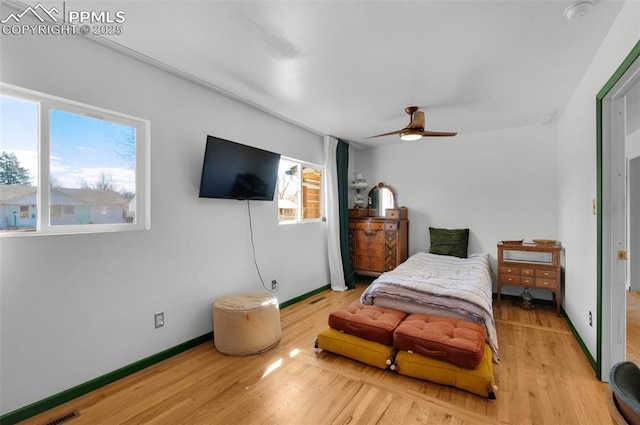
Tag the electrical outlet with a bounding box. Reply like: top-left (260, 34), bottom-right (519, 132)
top-left (589, 311), bottom-right (592, 327)
top-left (155, 312), bottom-right (164, 329)
top-left (271, 280), bottom-right (278, 290)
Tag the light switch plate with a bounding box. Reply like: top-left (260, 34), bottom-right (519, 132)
top-left (154, 312), bottom-right (164, 328)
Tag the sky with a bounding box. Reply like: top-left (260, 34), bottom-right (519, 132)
top-left (0, 94), bottom-right (136, 193)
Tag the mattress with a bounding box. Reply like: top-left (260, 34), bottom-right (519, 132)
top-left (328, 302), bottom-right (408, 346)
top-left (361, 251), bottom-right (499, 362)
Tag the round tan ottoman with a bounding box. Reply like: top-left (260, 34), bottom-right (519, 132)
top-left (213, 292), bottom-right (281, 355)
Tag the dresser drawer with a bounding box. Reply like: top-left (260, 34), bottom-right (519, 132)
top-left (499, 274), bottom-right (521, 285)
top-left (385, 208), bottom-right (408, 220)
top-left (500, 266), bottom-right (521, 275)
top-left (384, 222), bottom-right (398, 231)
top-left (356, 230), bottom-right (384, 245)
top-left (536, 269), bottom-right (557, 279)
top-left (355, 222), bottom-right (384, 230)
top-left (355, 255), bottom-right (385, 272)
top-left (522, 276), bottom-right (535, 286)
top-left (535, 278), bottom-right (558, 289)
top-left (348, 208), bottom-right (375, 218)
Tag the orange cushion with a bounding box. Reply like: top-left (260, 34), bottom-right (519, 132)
top-left (393, 314), bottom-right (486, 370)
top-left (328, 302), bottom-right (407, 345)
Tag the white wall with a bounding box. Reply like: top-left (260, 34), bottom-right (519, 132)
top-left (557, 0), bottom-right (640, 360)
top-left (0, 5), bottom-right (329, 415)
top-left (630, 128), bottom-right (640, 159)
top-left (353, 124), bottom-right (560, 297)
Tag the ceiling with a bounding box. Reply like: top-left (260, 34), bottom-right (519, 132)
top-left (10, 0), bottom-right (628, 147)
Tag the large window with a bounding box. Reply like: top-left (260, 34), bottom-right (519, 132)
top-left (277, 157), bottom-right (323, 223)
top-left (0, 83), bottom-right (149, 235)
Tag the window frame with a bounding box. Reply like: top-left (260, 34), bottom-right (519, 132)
top-left (277, 156), bottom-right (324, 225)
top-left (0, 82), bottom-right (150, 236)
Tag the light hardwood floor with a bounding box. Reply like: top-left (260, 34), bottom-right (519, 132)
top-left (21, 282), bottom-right (615, 425)
top-left (628, 290), bottom-right (640, 366)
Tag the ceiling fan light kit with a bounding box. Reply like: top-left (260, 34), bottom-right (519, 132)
top-left (564, 0), bottom-right (592, 20)
top-left (400, 129), bottom-right (423, 141)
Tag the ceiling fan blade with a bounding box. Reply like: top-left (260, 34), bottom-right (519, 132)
top-left (423, 131), bottom-right (458, 137)
top-left (366, 130), bottom-right (402, 138)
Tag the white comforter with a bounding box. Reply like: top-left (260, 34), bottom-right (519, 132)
top-left (360, 250), bottom-right (499, 362)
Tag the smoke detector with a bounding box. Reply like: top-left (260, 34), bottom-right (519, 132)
top-left (565, 0), bottom-right (593, 20)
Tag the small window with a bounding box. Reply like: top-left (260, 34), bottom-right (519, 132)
top-left (0, 83), bottom-right (149, 235)
top-left (277, 157), bottom-right (323, 223)
top-left (19, 205), bottom-right (29, 218)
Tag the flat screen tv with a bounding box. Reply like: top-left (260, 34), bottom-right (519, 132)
top-left (199, 135), bottom-right (281, 201)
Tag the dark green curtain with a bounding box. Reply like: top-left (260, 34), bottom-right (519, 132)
top-left (337, 140), bottom-right (356, 289)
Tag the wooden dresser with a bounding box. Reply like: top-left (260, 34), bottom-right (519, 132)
top-left (348, 208), bottom-right (409, 277)
top-left (497, 242), bottom-right (562, 315)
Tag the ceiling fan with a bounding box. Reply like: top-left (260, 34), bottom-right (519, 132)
top-left (367, 106), bottom-right (457, 141)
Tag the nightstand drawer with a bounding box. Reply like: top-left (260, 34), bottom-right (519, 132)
top-left (535, 278), bottom-right (557, 289)
top-left (522, 268), bottom-right (535, 276)
top-left (500, 266), bottom-right (521, 275)
top-left (536, 269), bottom-right (557, 279)
top-left (500, 274), bottom-right (521, 285)
top-left (522, 276), bottom-right (535, 286)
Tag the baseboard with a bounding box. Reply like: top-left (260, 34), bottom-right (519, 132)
top-left (0, 284), bottom-right (331, 425)
top-left (279, 284), bottom-right (331, 309)
top-left (563, 310), bottom-right (598, 377)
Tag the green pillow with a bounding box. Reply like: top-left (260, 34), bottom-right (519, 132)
top-left (429, 227), bottom-right (470, 258)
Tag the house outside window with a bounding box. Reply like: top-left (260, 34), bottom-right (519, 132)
top-left (0, 83), bottom-right (150, 235)
top-left (277, 157), bottom-right (323, 223)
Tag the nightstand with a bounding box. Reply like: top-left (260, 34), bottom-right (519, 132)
top-left (497, 241), bottom-right (562, 315)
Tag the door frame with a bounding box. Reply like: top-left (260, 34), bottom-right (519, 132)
top-left (597, 40), bottom-right (640, 381)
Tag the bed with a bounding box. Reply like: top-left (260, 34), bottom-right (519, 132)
top-left (360, 250), bottom-right (499, 363)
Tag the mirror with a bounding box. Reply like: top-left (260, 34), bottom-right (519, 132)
top-left (368, 182), bottom-right (397, 216)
